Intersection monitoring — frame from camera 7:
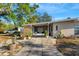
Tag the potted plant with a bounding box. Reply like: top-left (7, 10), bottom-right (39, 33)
top-left (24, 33), bottom-right (28, 40)
top-left (24, 31), bottom-right (32, 40)
top-left (28, 31), bottom-right (32, 39)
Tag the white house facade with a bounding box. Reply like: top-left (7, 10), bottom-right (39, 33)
top-left (24, 18), bottom-right (79, 37)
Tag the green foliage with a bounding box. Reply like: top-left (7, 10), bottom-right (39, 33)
top-left (44, 30), bottom-right (48, 36)
top-left (0, 4), bottom-right (11, 15)
top-left (0, 3), bottom-right (39, 28)
top-left (0, 20), bottom-right (14, 31)
top-left (26, 15), bottom-right (38, 24)
top-left (0, 20), bottom-right (5, 31)
top-left (56, 32), bottom-right (64, 39)
top-left (28, 31), bottom-right (32, 37)
top-left (5, 24), bottom-right (14, 30)
top-left (16, 3), bottom-right (39, 25)
top-left (25, 30), bottom-right (32, 38)
top-left (37, 12), bottom-right (52, 22)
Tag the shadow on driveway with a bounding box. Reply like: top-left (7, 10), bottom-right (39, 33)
top-left (21, 41), bottom-right (44, 48)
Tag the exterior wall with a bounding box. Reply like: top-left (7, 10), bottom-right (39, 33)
top-left (23, 20), bottom-right (79, 37)
top-left (74, 21), bottom-right (79, 26)
top-left (53, 21), bottom-right (75, 37)
top-left (74, 21), bottom-right (79, 36)
top-left (23, 25), bottom-right (32, 38)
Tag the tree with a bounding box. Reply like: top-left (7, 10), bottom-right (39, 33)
top-left (0, 3), bottom-right (39, 27)
top-left (0, 4), bottom-right (11, 16)
top-left (6, 3), bottom-right (39, 27)
top-left (37, 12), bottom-right (52, 22)
top-left (17, 3), bottom-right (39, 24)
top-left (0, 20), bottom-right (7, 32)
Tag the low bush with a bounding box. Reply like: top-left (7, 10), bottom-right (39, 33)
top-left (56, 32), bottom-right (64, 39)
top-left (44, 30), bottom-right (48, 37)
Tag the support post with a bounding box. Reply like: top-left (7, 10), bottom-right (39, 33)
top-left (47, 23), bottom-right (49, 38)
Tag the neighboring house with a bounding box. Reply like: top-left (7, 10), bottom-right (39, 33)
top-left (23, 18), bottom-right (79, 37)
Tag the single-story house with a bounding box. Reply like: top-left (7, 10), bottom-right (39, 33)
top-left (23, 18), bottom-right (79, 37)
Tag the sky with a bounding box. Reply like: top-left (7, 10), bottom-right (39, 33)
top-left (37, 3), bottom-right (79, 21)
top-left (1, 3), bottom-right (79, 22)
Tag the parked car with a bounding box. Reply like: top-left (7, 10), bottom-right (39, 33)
top-left (4, 29), bottom-right (20, 36)
top-left (4, 30), bottom-right (8, 34)
top-left (4, 30), bottom-right (15, 34)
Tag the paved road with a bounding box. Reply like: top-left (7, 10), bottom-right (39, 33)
top-left (15, 38), bottom-right (62, 56)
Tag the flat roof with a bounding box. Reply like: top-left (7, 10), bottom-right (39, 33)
top-left (24, 18), bottom-right (79, 26)
top-left (54, 18), bottom-right (78, 23)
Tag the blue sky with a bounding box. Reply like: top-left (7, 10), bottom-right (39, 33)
top-left (37, 3), bottom-right (79, 21)
top-left (1, 3), bottom-right (79, 22)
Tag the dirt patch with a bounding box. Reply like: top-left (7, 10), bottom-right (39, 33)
top-left (56, 38), bottom-right (79, 56)
top-left (0, 34), bottom-right (23, 56)
top-left (0, 35), bottom-right (12, 43)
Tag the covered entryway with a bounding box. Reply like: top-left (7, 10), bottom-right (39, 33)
top-left (32, 22), bottom-right (53, 37)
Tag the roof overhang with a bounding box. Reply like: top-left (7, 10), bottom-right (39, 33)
top-left (23, 18), bottom-right (79, 26)
top-left (23, 22), bottom-right (53, 26)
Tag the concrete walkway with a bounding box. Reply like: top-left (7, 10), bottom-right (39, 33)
top-left (15, 38), bottom-right (62, 56)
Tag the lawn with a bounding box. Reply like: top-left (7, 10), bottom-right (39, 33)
top-left (56, 38), bottom-right (79, 56)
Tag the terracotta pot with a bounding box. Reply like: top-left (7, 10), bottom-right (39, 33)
top-left (28, 37), bottom-right (31, 39)
top-left (24, 37), bottom-right (26, 40)
top-left (46, 36), bottom-right (49, 38)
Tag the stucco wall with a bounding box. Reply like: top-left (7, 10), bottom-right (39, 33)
top-left (53, 21), bottom-right (75, 37)
top-left (74, 21), bottom-right (79, 26)
top-left (23, 25), bottom-right (32, 38)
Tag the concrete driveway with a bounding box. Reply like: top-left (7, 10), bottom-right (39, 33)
top-left (15, 37), bottom-right (62, 56)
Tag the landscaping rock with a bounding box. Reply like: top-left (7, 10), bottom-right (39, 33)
top-left (2, 52), bottom-right (10, 56)
top-left (5, 39), bottom-right (13, 45)
top-left (0, 43), bottom-right (4, 47)
top-left (10, 43), bottom-right (22, 55)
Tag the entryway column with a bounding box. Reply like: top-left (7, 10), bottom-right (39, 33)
top-left (48, 23), bottom-right (49, 37)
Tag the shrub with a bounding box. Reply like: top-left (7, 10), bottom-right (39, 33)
top-left (25, 31), bottom-right (32, 39)
top-left (56, 32), bottom-right (64, 39)
top-left (28, 31), bottom-right (32, 37)
top-left (44, 30), bottom-right (48, 37)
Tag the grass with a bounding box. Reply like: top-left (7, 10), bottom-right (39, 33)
top-left (56, 38), bottom-right (79, 56)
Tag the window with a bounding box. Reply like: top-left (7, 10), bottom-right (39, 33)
top-left (34, 27), bottom-right (38, 33)
top-left (75, 26), bottom-right (79, 35)
top-left (56, 25), bottom-right (58, 31)
top-left (38, 27), bottom-right (43, 33)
